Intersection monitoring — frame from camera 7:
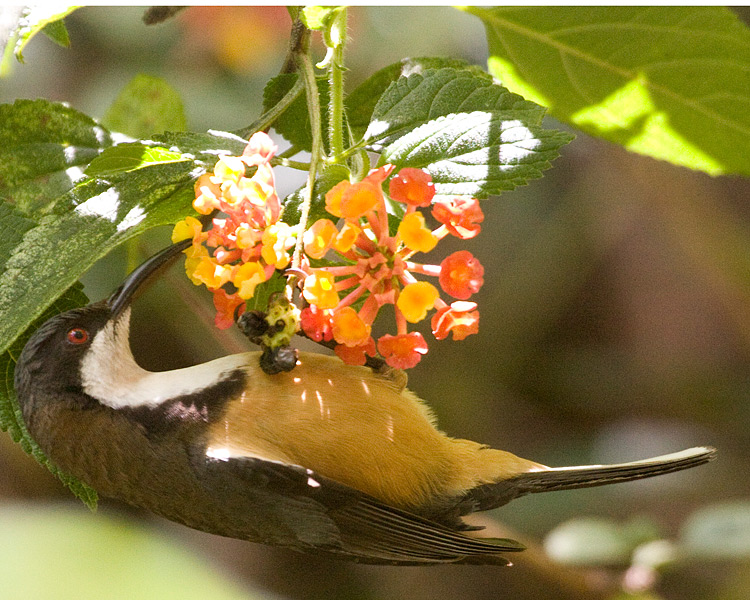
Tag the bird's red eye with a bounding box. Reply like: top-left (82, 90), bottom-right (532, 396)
top-left (66, 328), bottom-right (89, 345)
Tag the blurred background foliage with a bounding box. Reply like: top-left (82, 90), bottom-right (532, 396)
top-left (1, 6), bottom-right (750, 600)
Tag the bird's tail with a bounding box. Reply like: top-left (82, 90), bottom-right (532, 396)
top-left (467, 446), bottom-right (717, 513)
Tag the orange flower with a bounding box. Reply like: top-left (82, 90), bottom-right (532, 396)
top-left (439, 250), bottom-right (484, 299)
top-left (389, 167), bottom-right (435, 207)
top-left (334, 337), bottom-right (377, 366)
top-left (377, 333), bottom-right (429, 369)
top-left (332, 306), bottom-right (372, 346)
top-left (324, 180), bottom-right (349, 218)
top-left (193, 174), bottom-right (222, 215)
top-left (303, 219), bottom-right (338, 259)
top-left (332, 221), bottom-right (361, 253)
top-left (431, 301), bottom-right (479, 341)
top-left (233, 261), bottom-right (266, 299)
top-left (213, 288), bottom-right (246, 330)
top-left (340, 181), bottom-right (381, 220)
top-left (300, 306), bottom-right (333, 342)
top-left (432, 197), bottom-right (484, 239)
top-left (260, 222), bottom-right (293, 269)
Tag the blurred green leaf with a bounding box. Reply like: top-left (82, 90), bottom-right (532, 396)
top-left (0, 504), bottom-right (273, 600)
top-left (379, 110), bottom-right (574, 199)
top-left (346, 57), bottom-right (489, 139)
top-left (681, 501), bottom-right (750, 560)
top-left (466, 6), bottom-right (750, 176)
top-left (102, 74), bottom-right (187, 138)
top-left (0, 283), bottom-right (97, 508)
top-left (0, 99), bottom-right (113, 216)
top-left (544, 516), bottom-right (660, 567)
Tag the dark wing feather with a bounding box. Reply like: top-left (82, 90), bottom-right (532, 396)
top-left (194, 454), bottom-right (523, 565)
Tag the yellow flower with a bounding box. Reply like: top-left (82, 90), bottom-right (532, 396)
top-left (211, 155), bottom-right (245, 184)
top-left (171, 216), bottom-right (204, 244)
top-left (397, 281), bottom-right (439, 323)
top-left (260, 222), bottom-right (293, 269)
top-left (303, 271), bottom-right (339, 309)
top-left (233, 261), bottom-right (266, 299)
top-left (193, 174), bottom-right (221, 215)
top-left (398, 211), bottom-right (438, 253)
top-left (189, 257), bottom-right (233, 290)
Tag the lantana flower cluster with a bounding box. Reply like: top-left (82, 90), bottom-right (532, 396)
top-left (172, 132), bottom-right (293, 329)
top-left (299, 165), bottom-right (485, 369)
top-left (172, 131), bottom-right (485, 370)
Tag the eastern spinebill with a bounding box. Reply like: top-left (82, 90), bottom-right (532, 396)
top-left (14, 241), bottom-right (716, 566)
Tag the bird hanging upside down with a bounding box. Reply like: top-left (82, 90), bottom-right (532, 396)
top-left (14, 242), bottom-right (716, 566)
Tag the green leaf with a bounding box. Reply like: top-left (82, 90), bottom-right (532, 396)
top-left (281, 164), bottom-right (350, 227)
top-left (0, 283), bottom-right (97, 508)
top-left (263, 74), bottom-right (330, 152)
top-left (467, 6), bottom-right (750, 176)
top-left (41, 19), bottom-right (71, 49)
top-left (365, 67), bottom-right (545, 149)
top-left (681, 501), bottom-right (750, 560)
top-left (102, 74), bottom-right (187, 138)
top-left (0, 505), bottom-right (268, 599)
top-left (379, 111), bottom-right (574, 199)
top-left (0, 100), bottom-right (113, 217)
top-left (245, 271), bottom-right (288, 313)
top-left (0, 201), bottom-right (36, 275)
top-left (86, 144), bottom-right (186, 177)
top-left (153, 130), bottom-right (250, 166)
top-left (0, 160), bottom-right (199, 360)
top-left (9, 5), bottom-right (80, 63)
top-left (347, 57), bottom-right (490, 140)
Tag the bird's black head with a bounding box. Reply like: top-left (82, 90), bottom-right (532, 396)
top-left (14, 239), bottom-right (191, 421)
top-left (14, 302), bottom-right (115, 418)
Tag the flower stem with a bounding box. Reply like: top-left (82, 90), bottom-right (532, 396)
top-left (236, 75), bottom-right (304, 139)
top-left (291, 20), bottom-right (325, 272)
top-left (327, 7), bottom-right (347, 159)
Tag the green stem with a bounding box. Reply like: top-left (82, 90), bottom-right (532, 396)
top-left (291, 24), bottom-right (325, 271)
top-left (271, 158), bottom-right (311, 170)
top-left (327, 7), bottom-right (347, 159)
top-left (236, 76), bottom-right (304, 139)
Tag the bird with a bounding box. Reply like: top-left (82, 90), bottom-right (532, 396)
top-left (14, 241), bottom-right (717, 566)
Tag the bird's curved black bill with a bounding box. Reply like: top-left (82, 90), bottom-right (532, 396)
top-left (107, 239), bottom-right (192, 319)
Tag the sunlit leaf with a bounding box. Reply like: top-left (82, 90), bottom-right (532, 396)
top-left (0, 100), bottom-right (113, 216)
top-left (467, 6), bottom-right (750, 175)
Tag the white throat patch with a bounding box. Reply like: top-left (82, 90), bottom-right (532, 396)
top-left (80, 308), bottom-right (249, 409)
